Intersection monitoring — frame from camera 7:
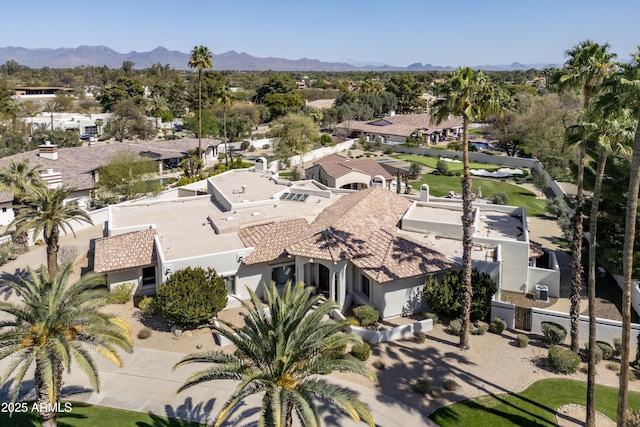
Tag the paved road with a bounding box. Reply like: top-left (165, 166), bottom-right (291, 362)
top-left (0, 225), bottom-right (436, 426)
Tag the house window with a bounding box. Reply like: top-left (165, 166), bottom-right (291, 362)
top-left (224, 276), bottom-right (235, 295)
top-left (271, 264), bottom-right (295, 286)
top-left (142, 266), bottom-right (156, 287)
top-left (1, 207), bottom-right (6, 213)
top-left (362, 275), bottom-right (370, 298)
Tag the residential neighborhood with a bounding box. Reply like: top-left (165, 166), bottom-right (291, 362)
top-left (1, 8), bottom-right (640, 425)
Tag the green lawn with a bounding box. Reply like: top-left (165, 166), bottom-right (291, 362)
top-left (430, 378), bottom-right (640, 427)
top-left (391, 154), bottom-right (504, 172)
top-left (0, 401), bottom-right (203, 426)
top-left (412, 174), bottom-right (547, 217)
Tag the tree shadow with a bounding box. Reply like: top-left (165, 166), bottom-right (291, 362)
top-left (0, 267), bottom-right (31, 300)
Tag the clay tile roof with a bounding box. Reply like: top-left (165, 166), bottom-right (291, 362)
top-left (336, 113), bottom-right (463, 137)
top-left (529, 240), bottom-right (545, 259)
top-left (352, 229), bottom-right (457, 283)
top-left (286, 187), bottom-right (412, 262)
top-left (311, 154), bottom-right (393, 181)
top-left (93, 229), bottom-right (156, 273)
top-left (62, 174), bottom-right (96, 191)
top-left (239, 218), bottom-right (309, 265)
top-left (0, 190), bottom-right (13, 204)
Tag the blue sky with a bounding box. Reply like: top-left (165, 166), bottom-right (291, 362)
top-left (3, 0), bottom-right (639, 67)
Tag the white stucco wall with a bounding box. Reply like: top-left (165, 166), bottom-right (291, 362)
top-left (0, 202), bottom-right (14, 226)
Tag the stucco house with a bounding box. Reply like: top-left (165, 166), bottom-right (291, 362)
top-left (304, 153), bottom-right (394, 190)
top-left (336, 112), bottom-right (463, 145)
top-left (93, 169), bottom-right (559, 319)
top-left (0, 138), bottom-right (221, 225)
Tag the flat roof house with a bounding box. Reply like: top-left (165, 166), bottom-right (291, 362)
top-left (93, 170), bottom-right (559, 319)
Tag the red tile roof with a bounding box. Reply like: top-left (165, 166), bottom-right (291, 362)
top-left (238, 218), bottom-right (309, 265)
top-left (311, 154), bottom-right (393, 181)
top-left (94, 229), bottom-right (157, 273)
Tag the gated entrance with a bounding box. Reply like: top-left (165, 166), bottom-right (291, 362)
top-left (515, 306), bottom-right (532, 331)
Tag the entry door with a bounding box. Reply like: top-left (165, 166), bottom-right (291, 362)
top-left (319, 264), bottom-right (330, 297)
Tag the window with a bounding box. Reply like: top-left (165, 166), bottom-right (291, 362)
top-left (1, 207), bottom-right (6, 213)
top-left (362, 275), bottom-right (370, 298)
top-left (224, 276), bottom-right (235, 295)
top-left (142, 266), bottom-right (156, 287)
top-left (271, 264), bottom-right (295, 286)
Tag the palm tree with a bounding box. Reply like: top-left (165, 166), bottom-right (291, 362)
top-left (0, 262), bottom-right (134, 427)
top-left (188, 45), bottom-right (213, 161)
top-left (44, 101), bottom-right (60, 131)
top-left (597, 47), bottom-right (640, 427)
top-left (148, 93), bottom-right (168, 129)
top-left (215, 84), bottom-right (232, 166)
top-left (94, 118), bottom-right (104, 137)
top-left (10, 185), bottom-right (93, 278)
top-left (566, 107), bottom-right (635, 426)
top-left (558, 40), bottom-right (617, 355)
top-left (174, 282), bottom-right (375, 427)
top-left (431, 67), bottom-right (503, 350)
top-left (0, 159), bottom-right (44, 253)
top-left (179, 148), bottom-right (203, 178)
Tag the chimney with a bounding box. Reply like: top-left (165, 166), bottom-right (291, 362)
top-left (40, 168), bottom-right (62, 189)
top-left (39, 141), bottom-right (58, 160)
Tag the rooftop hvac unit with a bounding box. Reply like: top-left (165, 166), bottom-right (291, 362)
top-left (535, 284), bottom-right (549, 302)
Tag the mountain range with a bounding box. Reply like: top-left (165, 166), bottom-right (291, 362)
top-left (0, 46), bottom-right (558, 71)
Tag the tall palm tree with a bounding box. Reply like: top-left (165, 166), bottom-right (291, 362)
top-left (215, 83), bottom-right (232, 166)
top-left (188, 46), bottom-right (213, 161)
top-left (566, 107), bottom-right (635, 426)
top-left (147, 93), bottom-right (168, 129)
top-left (598, 47), bottom-right (640, 427)
top-left (44, 101), bottom-right (60, 131)
top-left (174, 282), bottom-right (375, 427)
top-left (0, 159), bottom-right (44, 253)
top-left (431, 67), bottom-right (503, 350)
top-left (94, 118), bottom-right (104, 137)
top-left (558, 40), bottom-right (617, 354)
top-left (0, 262), bottom-right (134, 427)
top-left (10, 185), bottom-right (93, 278)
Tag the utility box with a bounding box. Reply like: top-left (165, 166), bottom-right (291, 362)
top-left (535, 284), bottom-right (549, 302)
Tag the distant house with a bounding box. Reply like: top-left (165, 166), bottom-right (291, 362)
top-left (305, 153), bottom-right (394, 190)
top-left (13, 86), bottom-right (74, 97)
top-left (336, 112), bottom-right (463, 145)
top-left (0, 138), bottom-right (222, 224)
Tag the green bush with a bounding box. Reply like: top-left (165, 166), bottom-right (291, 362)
top-left (516, 334), bottom-right (529, 348)
top-left (111, 282), bottom-right (135, 304)
top-left (319, 134), bottom-right (333, 145)
top-left (489, 317), bottom-right (507, 334)
top-left (597, 341), bottom-right (614, 360)
top-left (384, 146), bottom-right (394, 155)
top-left (353, 305), bottom-right (379, 329)
top-left (449, 319), bottom-right (462, 336)
top-left (585, 343), bottom-right (604, 364)
top-left (541, 322), bottom-right (567, 346)
top-left (262, 143), bottom-right (270, 149)
top-left (351, 342), bottom-right (371, 361)
top-left (436, 159), bottom-right (449, 175)
top-left (138, 296), bottom-right (158, 316)
top-left (329, 343), bottom-right (347, 355)
top-left (423, 269), bottom-right (497, 321)
top-left (491, 191), bottom-right (509, 205)
top-left (156, 267), bottom-right (228, 326)
top-left (472, 323), bottom-right (489, 335)
top-left (548, 346), bottom-right (581, 374)
top-left (423, 312), bottom-right (439, 324)
top-left (0, 242), bottom-right (18, 265)
top-left (614, 337), bottom-right (622, 356)
top-left (414, 331), bottom-right (426, 343)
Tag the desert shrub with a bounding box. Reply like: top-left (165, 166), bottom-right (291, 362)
top-left (138, 296), bottom-right (158, 316)
top-left (472, 323), bottom-right (489, 335)
top-left (491, 191), bottom-right (509, 205)
top-left (423, 269), bottom-right (497, 321)
top-left (111, 282), bottom-right (135, 304)
top-left (373, 359), bottom-right (386, 370)
top-left (137, 328), bottom-right (152, 339)
top-left (541, 322), bottom-right (567, 346)
top-left (414, 331), bottom-right (426, 344)
top-left (597, 341), bottom-right (614, 360)
top-left (614, 337), bottom-right (622, 356)
top-left (350, 342), bottom-right (371, 361)
top-left (262, 143), bottom-right (270, 149)
top-left (240, 141), bottom-right (251, 150)
top-left (0, 242), bottom-right (18, 265)
top-left (288, 165), bottom-right (302, 181)
top-left (435, 159), bottom-right (449, 175)
top-left (353, 305), bottom-right (379, 329)
top-left (413, 378), bottom-right (430, 395)
top-left (548, 346), bottom-right (581, 374)
top-left (516, 334), bottom-right (529, 348)
top-left (449, 319), bottom-right (462, 336)
top-left (384, 146), bottom-right (394, 155)
top-left (607, 362), bottom-right (620, 372)
top-left (627, 408), bottom-right (640, 427)
top-left (532, 169), bottom-right (549, 190)
top-left (583, 344), bottom-right (604, 365)
top-left (444, 379), bottom-right (459, 391)
top-left (546, 197), bottom-right (566, 218)
top-left (156, 267), bottom-right (228, 326)
top-left (424, 312), bottom-right (439, 324)
top-left (489, 317), bottom-right (507, 334)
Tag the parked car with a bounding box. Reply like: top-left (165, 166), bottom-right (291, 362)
top-left (80, 134), bottom-right (92, 141)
